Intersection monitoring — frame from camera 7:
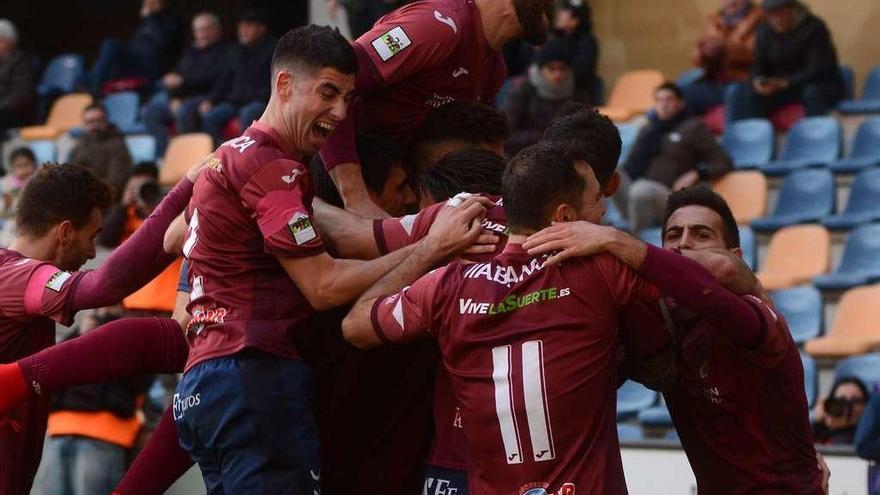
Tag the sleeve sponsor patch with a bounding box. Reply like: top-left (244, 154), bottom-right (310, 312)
top-left (45, 271), bottom-right (72, 292)
top-left (371, 26), bottom-right (412, 62)
top-left (287, 212), bottom-right (317, 245)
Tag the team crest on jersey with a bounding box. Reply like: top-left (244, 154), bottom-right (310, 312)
top-left (45, 271), bottom-right (72, 292)
top-left (371, 26), bottom-right (411, 62)
top-left (518, 483), bottom-right (575, 495)
top-left (287, 212), bottom-right (316, 245)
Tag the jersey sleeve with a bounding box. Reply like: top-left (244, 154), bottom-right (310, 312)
top-left (593, 254), bottom-right (660, 308)
top-left (373, 203), bottom-right (442, 254)
top-left (370, 266), bottom-right (448, 344)
top-left (23, 264), bottom-right (84, 326)
top-left (238, 159), bottom-right (326, 258)
top-left (736, 294), bottom-right (795, 368)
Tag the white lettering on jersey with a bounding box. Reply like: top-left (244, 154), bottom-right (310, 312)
top-left (462, 258), bottom-right (545, 286)
top-left (282, 168), bottom-right (302, 185)
top-left (224, 135), bottom-right (256, 154)
top-left (452, 67), bottom-right (469, 78)
top-left (434, 10), bottom-right (458, 33)
top-left (371, 26), bottom-right (412, 62)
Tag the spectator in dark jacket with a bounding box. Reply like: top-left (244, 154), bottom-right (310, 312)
top-left (0, 19), bottom-right (34, 134)
top-left (70, 104), bottom-right (133, 199)
top-left (198, 10), bottom-right (274, 144)
top-left (503, 39), bottom-right (584, 155)
top-left (552, 0), bottom-right (599, 102)
top-left (88, 0), bottom-right (183, 93)
top-left (742, 0), bottom-right (844, 117)
top-left (616, 82), bottom-right (733, 232)
top-left (141, 12), bottom-right (228, 155)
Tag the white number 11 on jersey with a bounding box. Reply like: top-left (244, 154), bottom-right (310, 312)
top-left (492, 340), bottom-right (556, 464)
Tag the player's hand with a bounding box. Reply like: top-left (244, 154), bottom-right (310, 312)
top-left (673, 170), bottom-right (699, 191)
top-left (523, 221), bottom-right (615, 266)
top-left (463, 233), bottom-right (500, 255)
top-left (185, 152), bottom-right (216, 183)
top-left (427, 195), bottom-right (491, 257)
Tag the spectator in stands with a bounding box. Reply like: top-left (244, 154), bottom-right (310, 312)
top-left (198, 10), bottom-right (275, 145)
top-left (99, 162), bottom-right (160, 248)
top-left (1, 147), bottom-right (36, 220)
top-left (552, 0), bottom-right (599, 102)
top-left (617, 82), bottom-right (733, 232)
top-left (813, 377), bottom-right (869, 445)
top-left (88, 0), bottom-right (183, 93)
top-left (856, 385), bottom-right (880, 494)
top-left (682, 0), bottom-right (764, 114)
top-left (0, 19), bottom-right (34, 134)
top-left (503, 39), bottom-right (584, 155)
top-left (742, 0), bottom-right (845, 118)
top-left (69, 104), bottom-right (134, 200)
top-left (141, 12), bottom-right (229, 155)
top-left (38, 307), bottom-right (151, 495)
top-left (326, 0), bottom-right (404, 40)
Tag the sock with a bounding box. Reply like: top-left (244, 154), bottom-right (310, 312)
top-left (115, 406), bottom-right (194, 495)
top-left (0, 363), bottom-right (27, 415)
top-left (16, 317), bottom-right (188, 410)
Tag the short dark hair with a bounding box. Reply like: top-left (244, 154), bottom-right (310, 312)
top-left (502, 142), bottom-right (589, 232)
top-left (272, 25), bottom-right (357, 76)
top-left (655, 81), bottom-right (684, 100)
top-left (84, 103), bottom-right (106, 114)
top-left (9, 147), bottom-right (36, 165)
top-left (830, 376), bottom-right (869, 401)
top-left (413, 100), bottom-right (510, 146)
top-left (662, 186), bottom-right (740, 248)
top-left (421, 149), bottom-right (505, 202)
top-left (132, 161), bottom-right (160, 180)
top-left (542, 102), bottom-right (621, 187)
top-left (16, 164), bottom-right (114, 237)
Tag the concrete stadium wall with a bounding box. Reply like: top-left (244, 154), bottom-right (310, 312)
top-left (592, 0), bottom-right (880, 91)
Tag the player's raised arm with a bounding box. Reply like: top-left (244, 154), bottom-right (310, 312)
top-left (311, 197), bottom-right (381, 259)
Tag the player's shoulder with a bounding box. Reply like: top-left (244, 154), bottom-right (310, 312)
top-left (0, 250), bottom-right (42, 278)
top-left (364, 0), bottom-right (473, 44)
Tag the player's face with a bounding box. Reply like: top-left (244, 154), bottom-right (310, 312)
top-left (288, 67), bottom-right (355, 155)
top-left (513, 0), bottom-right (554, 45)
top-left (570, 161), bottom-right (605, 223)
top-left (56, 208), bottom-right (102, 271)
top-left (369, 163), bottom-right (416, 216)
top-left (663, 205), bottom-right (731, 252)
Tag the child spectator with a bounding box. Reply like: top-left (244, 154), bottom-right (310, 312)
top-left (1, 147), bottom-right (37, 219)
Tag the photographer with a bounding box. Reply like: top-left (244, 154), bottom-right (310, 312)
top-left (99, 162), bottom-right (162, 249)
top-left (813, 377), bottom-right (869, 444)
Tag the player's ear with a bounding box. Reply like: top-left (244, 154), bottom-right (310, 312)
top-left (603, 172), bottom-right (621, 197)
top-left (274, 69), bottom-right (294, 100)
top-left (551, 203), bottom-right (574, 223)
top-left (731, 246), bottom-right (743, 258)
top-left (56, 220), bottom-right (74, 245)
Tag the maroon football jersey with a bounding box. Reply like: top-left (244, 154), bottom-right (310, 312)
top-left (371, 244), bottom-right (659, 494)
top-left (184, 122), bottom-right (326, 371)
top-left (0, 249), bottom-right (83, 494)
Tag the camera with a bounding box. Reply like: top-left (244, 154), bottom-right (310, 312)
top-left (824, 396), bottom-right (858, 419)
top-left (136, 180), bottom-right (161, 209)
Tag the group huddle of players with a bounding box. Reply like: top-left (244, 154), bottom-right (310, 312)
top-left (0, 1), bottom-right (831, 494)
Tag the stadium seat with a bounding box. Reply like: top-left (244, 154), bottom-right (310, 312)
top-left (834, 353), bottom-right (880, 390)
top-left (18, 93), bottom-right (93, 140)
top-left (823, 167), bottom-right (880, 230)
top-left (740, 226), bottom-right (756, 270)
top-left (750, 169), bottom-right (835, 232)
top-left (721, 119), bottom-right (774, 169)
top-left (617, 423), bottom-right (644, 442)
top-left (676, 68), bottom-right (705, 88)
top-left (814, 224), bottom-right (880, 291)
top-left (638, 227), bottom-right (662, 247)
top-left (617, 122), bottom-right (640, 165)
top-left (805, 285), bottom-right (880, 357)
top-left (124, 135), bottom-right (157, 163)
top-left (841, 65), bottom-right (856, 101)
top-left (756, 225), bottom-right (830, 291)
top-left (36, 53), bottom-right (84, 97)
top-left (28, 140), bottom-right (56, 165)
top-left (829, 117), bottom-right (880, 174)
top-left (838, 65), bottom-right (880, 114)
top-left (617, 380), bottom-right (657, 420)
top-left (103, 91), bottom-right (145, 134)
top-left (801, 352), bottom-right (817, 408)
top-left (637, 403), bottom-right (673, 429)
top-left (598, 70), bottom-right (665, 122)
top-left (760, 117), bottom-right (842, 176)
top-left (158, 133), bottom-right (213, 186)
top-left (712, 171), bottom-right (767, 224)
top-left (771, 286), bottom-right (822, 344)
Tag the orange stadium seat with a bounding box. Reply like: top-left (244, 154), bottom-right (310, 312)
top-left (755, 225), bottom-right (830, 291)
top-left (712, 171), bottom-right (767, 225)
top-left (158, 133), bottom-right (214, 186)
top-left (598, 70), bottom-right (665, 122)
top-left (18, 93), bottom-right (93, 140)
top-left (804, 285), bottom-right (880, 358)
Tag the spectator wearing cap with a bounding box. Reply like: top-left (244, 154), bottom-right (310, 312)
top-left (198, 10), bottom-right (275, 145)
top-left (69, 104), bottom-right (134, 200)
top-left (503, 39), bottom-right (584, 155)
top-left (0, 19), bottom-right (34, 134)
top-left (552, 0), bottom-right (600, 102)
top-left (681, 0), bottom-right (764, 114)
top-left (141, 12), bottom-right (229, 155)
top-left (741, 0), bottom-right (845, 118)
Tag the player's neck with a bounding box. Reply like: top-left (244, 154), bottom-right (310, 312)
top-left (474, 0), bottom-right (521, 51)
top-left (258, 105), bottom-right (302, 159)
top-left (507, 233), bottom-right (532, 245)
top-left (8, 235), bottom-right (57, 263)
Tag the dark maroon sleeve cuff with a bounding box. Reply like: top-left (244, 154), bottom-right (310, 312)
top-left (373, 220), bottom-right (390, 255)
top-left (370, 298), bottom-right (393, 345)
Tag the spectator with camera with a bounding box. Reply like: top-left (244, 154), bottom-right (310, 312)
top-left (98, 162), bottom-right (161, 249)
top-left (813, 376), bottom-right (869, 445)
top-left (69, 103), bottom-right (134, 201)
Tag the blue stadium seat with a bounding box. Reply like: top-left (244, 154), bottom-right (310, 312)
top-left (104, 91), bottom-right (145, 134)
top-left (617, 122), bottom-right (640, 165)
top-left (760, 117), bottom-right (842, 176)
top-left (676, 68), bottom-right (705, 88)
top-left (771, 286), bottom-right (822, 344)
top-left (637, 403), bottom-right (673, 428)
top-left (28, 140), bottom-right (56, 165)
top-left (841, 65), bottom-right (856, 101)
top-left (617, 380), bottom-right (657, 420)
top-left (740, 226), bottom-right (756, 270)
top-left (750, 169), bottom-right (835, 232)
top-left (823, 167), bottom-right (880, 230)
top-left (604, 199), bottom-right (630, 231)
top-left (801, 352), bottom-right (817, 408)
top-left (638, 227), bottom-right (663, 247)
top-left (829, 118), bottom-right (880, 174)
top-left (36, 53), bottom-right (84, 96)
top-left (124, 135), bottom-right (157, 163)
top-left (835, 353), bottom-right (880, 390)
top-left (722, 119), bottom-right (774, 169)
top-left (617, 423), bottom-right (644, 442)
top-left (814, 223), bottom-right (880, 290)
top-left (838, 65), bottom-right (880, 114)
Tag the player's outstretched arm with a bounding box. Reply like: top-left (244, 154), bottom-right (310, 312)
top-left (163, 212), bottom-right (187, 255)
top-left (312, 197), bottom-right (381, 259)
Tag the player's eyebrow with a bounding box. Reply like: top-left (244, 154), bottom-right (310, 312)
top-left (687, 224), bottom-right (717, 236)
top-left (318, 82), bottom-right (342, 95)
